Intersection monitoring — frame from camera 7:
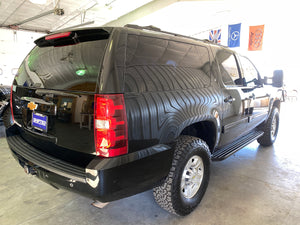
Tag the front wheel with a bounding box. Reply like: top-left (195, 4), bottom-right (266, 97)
top-left (153, 136), bottom-right (211, 216)
top-left (257, 107), bottom-right (280, 146)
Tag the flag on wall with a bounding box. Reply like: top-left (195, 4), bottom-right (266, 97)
top-left (248, 25), bottom-right (264, 51)
top-left (209, 29), bottom-right (221, 44)
top-left (228, 23), bottom-right (241, 48)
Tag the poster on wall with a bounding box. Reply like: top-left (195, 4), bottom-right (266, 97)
top-left (228, 23), bottom-right (241, 48)
top-left (209, 29), bottom-right (221, 44)
top-left (248, 25), bottom-right (265, 51)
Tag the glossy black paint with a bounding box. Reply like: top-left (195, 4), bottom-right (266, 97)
top-left (11, 87), bottom-right (96, 162)
top-left (122, 30), bottom-right (222, 152)
top-left (6, 124), bottom-right (173, 202)
top-left (6, 26), bottom-right (282, 203)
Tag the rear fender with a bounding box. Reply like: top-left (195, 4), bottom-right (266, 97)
top-left (178, 109), bottom-right (221, 152)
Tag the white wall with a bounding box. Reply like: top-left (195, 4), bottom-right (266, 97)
top-left (0, 28), bottom-right (44, 85)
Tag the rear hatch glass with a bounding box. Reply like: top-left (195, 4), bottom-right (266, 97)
top-left (11, 29), bottom-right (110, 166)
top-left (17, 29), bottom-right (110, 91)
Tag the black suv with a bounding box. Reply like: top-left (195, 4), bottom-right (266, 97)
top-left (5, 25), bottom-right (283, 216)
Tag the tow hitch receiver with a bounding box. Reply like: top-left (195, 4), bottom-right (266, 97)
top-left (23, 164), bottom-right (37, 175)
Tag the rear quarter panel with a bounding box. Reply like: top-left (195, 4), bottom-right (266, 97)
top-left (123, 31), bottom-right (223, 152)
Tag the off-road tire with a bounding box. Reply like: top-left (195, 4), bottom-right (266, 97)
top-left (153, 135), bottom-right (211, 216)
top-left (257, 107), bottom-right (279, 146)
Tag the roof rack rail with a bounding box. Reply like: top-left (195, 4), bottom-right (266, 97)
top-left (124, 24), bottom-right (200, 42)
top-left (201, 39), bottom-right (228, 46)
top-left (125, 24), bottom-right (161, 32)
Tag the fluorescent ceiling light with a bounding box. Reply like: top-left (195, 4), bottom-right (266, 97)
top-left (29, 0), bottom-right (47, 5)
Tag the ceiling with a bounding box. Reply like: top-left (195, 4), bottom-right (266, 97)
top-left (0, 0), bottom-right (254, 34)
top-left (0, 0), bottom-right (154, 33)
top-left (0, 0), bottom-right (295, 36)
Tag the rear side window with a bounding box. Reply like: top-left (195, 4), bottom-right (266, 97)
top-left (125, 35), bottom-right (211, 92)
top-left (15, 30), bottom-right (109, 92)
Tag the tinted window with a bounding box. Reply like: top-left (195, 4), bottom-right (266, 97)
top-left (216, 50), bottom-right (241, 86)
top-left (125, 35), bottom-right (211, 92)
top-left (239, 56), bottom-right (259, 87)
top-left (15, 38), bottom-right (109, 92)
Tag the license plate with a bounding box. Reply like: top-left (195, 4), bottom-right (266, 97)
top-left (32, 112), bottom-right (48, 132)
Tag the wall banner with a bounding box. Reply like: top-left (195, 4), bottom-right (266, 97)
top-left (248, 25), bottom-right (265, 51)
top-left (228, 23), bottom-right (241, 48)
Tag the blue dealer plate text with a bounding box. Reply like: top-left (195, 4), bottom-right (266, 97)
top-left (32, 112), bottom-right (48, 132)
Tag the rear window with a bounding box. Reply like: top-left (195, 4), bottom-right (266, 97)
top-left (14, 30), bottom-right (109, 92)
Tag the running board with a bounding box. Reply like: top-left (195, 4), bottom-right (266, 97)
top-left (212, 130), bottom-right (264, 161)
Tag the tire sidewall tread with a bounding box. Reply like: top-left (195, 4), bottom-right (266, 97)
top-left (153, 135), bottom-right (211, 216)
top-left (257, 107), bottom-right (279, 146)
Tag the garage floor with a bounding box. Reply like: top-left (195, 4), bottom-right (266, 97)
top-left (0, 102), bottom-right (300, 225)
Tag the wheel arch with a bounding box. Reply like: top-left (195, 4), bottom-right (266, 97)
top-left (272, 99), bottom-right (281, 111)
top-left (180, 120), bottom-right (217, 153)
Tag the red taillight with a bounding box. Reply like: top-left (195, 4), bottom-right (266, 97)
top-left (10, 85), bottom-right (14, 123)
top-left (94, 94), bottom-right (128, 157)
top-left (45, 32), bottom-right (72, 40)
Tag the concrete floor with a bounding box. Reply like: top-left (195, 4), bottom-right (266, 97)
top-left (0, 102), bottom-right (300, 225)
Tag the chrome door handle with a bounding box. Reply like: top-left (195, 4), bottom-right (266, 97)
top-left (224, 96), bottom-right (235, 103)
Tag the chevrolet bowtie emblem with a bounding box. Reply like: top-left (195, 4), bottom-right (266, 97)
top-left (27, 102), bottom-right (38, 110)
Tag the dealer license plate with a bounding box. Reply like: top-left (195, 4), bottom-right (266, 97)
top-left (32, 112), bottom-right (48, 132)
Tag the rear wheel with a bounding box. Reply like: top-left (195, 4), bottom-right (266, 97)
top-left (257, 107), bottom-right (279, 146)
top-left (153, 136), bottom-right (211, 216)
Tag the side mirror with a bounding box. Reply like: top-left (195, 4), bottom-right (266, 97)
top-left (272, 70), bottom-right (284, 88)
top-left (264, 70), bottom-right (284, 88)
top-left (263, 76), bottom-right (268, 85)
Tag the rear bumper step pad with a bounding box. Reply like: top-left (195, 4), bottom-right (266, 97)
top-left (6, 134), bottom-right (86, 182)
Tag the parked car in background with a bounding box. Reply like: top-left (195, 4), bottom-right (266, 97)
top-left (0, 85), bottom-right (12, 128)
